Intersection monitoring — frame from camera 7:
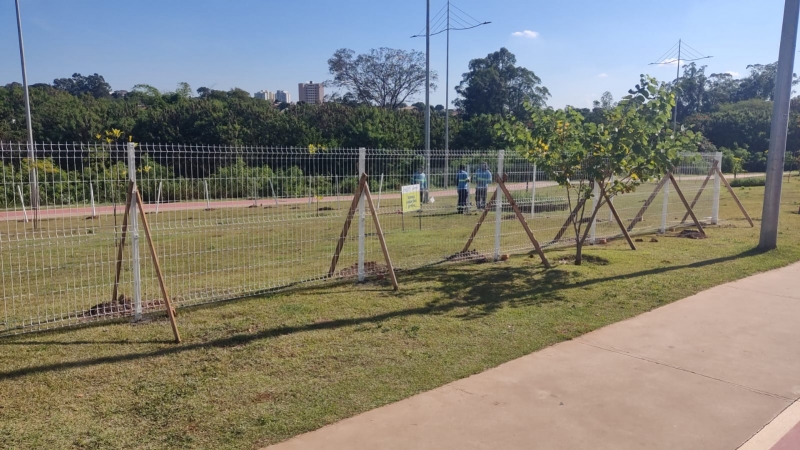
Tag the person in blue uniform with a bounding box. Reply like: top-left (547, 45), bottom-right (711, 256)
top-left (474, 162), bottom-right (492, 209)
top-left (456, 165), bottom-right (470, 214)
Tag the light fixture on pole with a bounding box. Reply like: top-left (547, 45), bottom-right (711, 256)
top-left (649, 40), bottom-right (712, 132)
top-left (14, 0), bottom-right (39, 228)
top-left (412, 1), bottom-right (490, 188)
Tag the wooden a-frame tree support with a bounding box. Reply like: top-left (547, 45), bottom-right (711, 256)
top-left (678, 160), bottom-right (754, 227)
top-left (548, 181), bottom-right (638, 250)
top-left (329, 173), bottom-right (399, 290)
top-left (626, 168), bottom-right (726, 238)
top-left (112, 180), bottom-right (181, 343)
top-left (462, 175), bottom-right (552, 269)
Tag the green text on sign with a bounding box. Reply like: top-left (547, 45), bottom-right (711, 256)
top-left (401, 184), bottom-right (421, 213)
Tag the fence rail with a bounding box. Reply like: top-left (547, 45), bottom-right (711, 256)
top-left (0, 142), bottom-right (722, 335)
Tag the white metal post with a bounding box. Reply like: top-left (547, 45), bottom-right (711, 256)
top-left (127, 142), bottom-right (142, 321)
top-left (89, 181), bottom-right (96, 217)
top-left (590, 182), bottom-right (599, 243)
top-left (712, 152), bottom-right (722, 224)
top-left (17, 185), bottom-right (27, 223)
top-left (204, 180), bottom-right (210, 210)
top-left (530, 163), bottom-right (537, 219)
top-left (155, 180), bottom-right (162, 214)
top-left (358, 148), bottom-right (366, 282)
top-left (495, 150), bottom-right (504, 261)
top-left (377, 173), bottom-right (384, 210)
top-left (269, 179), bottom-right (278, 206)
top-left (660, 179), bottom-right (670, 233)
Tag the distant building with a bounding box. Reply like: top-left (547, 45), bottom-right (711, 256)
top-left (275, 90), bottom-right (291, 103)
top-left (254, 90), bottom-right (275, 101)
top-left (298, 81), bottom-right (324, 104)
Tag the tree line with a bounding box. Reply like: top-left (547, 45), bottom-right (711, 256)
top-left (0, 47), bottom-right (798, 175)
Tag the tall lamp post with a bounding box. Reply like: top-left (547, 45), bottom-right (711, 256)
top-left (14, 0), bottom-right (39, 227)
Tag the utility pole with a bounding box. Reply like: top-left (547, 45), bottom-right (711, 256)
top-left (759, 0), bottom-right (800, 250)
top-left (425, 0), bottom-right (431, 182)
top-left (15, 0), bottom-right (39, 227)
top-left (674, 39), bottom-right (681, 133)
top-left (444, 0), bottom-right (450, 188)
top-left (649, 40), bottom-right (712, 133)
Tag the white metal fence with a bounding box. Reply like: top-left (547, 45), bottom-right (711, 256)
top-left (0, 142), bottom-right (722, 335)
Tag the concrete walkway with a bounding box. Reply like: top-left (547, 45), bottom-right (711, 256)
top-left (267, 263), bottom-right (800, 450)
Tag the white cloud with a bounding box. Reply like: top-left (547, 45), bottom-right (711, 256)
top-left (598, 73), bottom-right (608, 78)
top-left (512, 30), bottom-right (539, 39)
top-left (660, 58), bottom-right (679, 66)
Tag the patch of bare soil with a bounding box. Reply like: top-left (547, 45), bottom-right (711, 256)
top-left (80, 295), bottom-right (166, 318)
top-left (676, 229), bottom-right (706, 239)
top-left (336, 261), bottom-right (390, 279)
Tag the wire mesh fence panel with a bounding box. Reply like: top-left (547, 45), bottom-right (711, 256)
top-left (0, 142), bottom-right (722, 335)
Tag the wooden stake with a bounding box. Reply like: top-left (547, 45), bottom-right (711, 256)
top-left (135, 190), bottom-right (181, 343)
top-left (328, 175), bottom-right (366, 277)
top-left (462, 188), bottom-right (499, 253)
top-left (496, 180), bottom-right (551, 268)
top-left (628, 175), bottom-right (670, 232)
top-left (112, 181), bottom-right (135, 304)
top-left (680, 161), bottom-right (717, 224)
top-left (599, 182), bottom-right (637, 250)
top-left (669, 173), bottom-right (706, 237)
top-left (715, 168), bottom-right (755, 227)
top-left (362, 183), bottom-right (399, 290)
top-left (549, 196), bottom-right (586, 244)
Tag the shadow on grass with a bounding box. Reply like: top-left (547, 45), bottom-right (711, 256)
top-left (0, 247), bottom-right (767, 379)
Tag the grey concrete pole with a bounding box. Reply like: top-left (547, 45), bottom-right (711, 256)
top-left (759, 0), bottom-right (800, 250)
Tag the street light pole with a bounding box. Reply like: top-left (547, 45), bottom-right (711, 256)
top-left (424, 0), bottom-right (431, 185)
top-left (14, 0), bottom-right (39, 227)
top-left (444, 0), bottom-right (450, 188)
top-left (759, 0), bottom-right (800, 250)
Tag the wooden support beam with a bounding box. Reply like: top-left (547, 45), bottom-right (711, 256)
top-left (112, 181), bottom-right (135, 304)
top-left (628, 175), bottom-right (670, 232)
top-left (669, 173), bottom-right (706, 237)
top-left (716, 168), bottom-right (755, 227)
top-left (599, 181), bottom-right (637, 250)
top-left (549, 197), bottom-right (587, 245)
top-left (461, 188), bottom-right (499, 253)
top-left (328, 175), bottom-right (366, 277)
top-left (496, 180), bottom-right (551, 268)
top-left (362, 182), bottom-right (399, 290)
top-left (680, 161), bottom-right (717, 224)
top-left (135, 190), bottom-right (181, 343)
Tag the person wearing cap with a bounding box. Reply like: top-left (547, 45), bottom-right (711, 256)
top-left (475, 162), bottom-right (492, 209)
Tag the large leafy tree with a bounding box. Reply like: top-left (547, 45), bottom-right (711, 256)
top-left (498, 76), bottom-right (702, 265)
top-left (455, 47), bottom-right (550, 119)
top-left (52, 73), bottom-right (112, 99)
top-left (327, 47), bottom-right (436, 109)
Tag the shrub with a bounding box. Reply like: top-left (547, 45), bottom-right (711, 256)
top-left (729, 177), bottom-right (765, 187)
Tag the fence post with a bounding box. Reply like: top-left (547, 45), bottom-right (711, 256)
top-left (530, 163), bottom-right (537, 219)
top-left (89, 181), bottom-right (96, 217)
top-left (203, 180), bottom-right (210, 210)
top-left (377, 173), bottom-right (384, 210)
top-left (660, 177), bottom-right (670, 233)
top-left (127, 142), bottom-right (143, 321)
top-left (358, 148), bottom-right (366, 282)
top-left (712, 152), bottom-right (722, 224)
top-left (495, 150), bottom-right (504, 261)
top-left (590, 182), bottom-right (599, 243)
top-left (155, 180), bottom-right (162, 214)
top-left (17, 185), bottom-right (28, 223)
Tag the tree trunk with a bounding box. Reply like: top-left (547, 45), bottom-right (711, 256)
top-left (575, 241), bottom-right (583, 265)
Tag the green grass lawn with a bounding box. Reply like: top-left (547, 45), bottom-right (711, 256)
top-left (1, 180), bottom-right (800, 449)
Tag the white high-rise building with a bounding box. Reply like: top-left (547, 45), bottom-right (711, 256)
top-left (275, 90), bottom-right (291, 103)
top-left (254, 90), bottom-right (275, 101)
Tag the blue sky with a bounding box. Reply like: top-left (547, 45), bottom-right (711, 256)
top-left (0, 0), bottom-right (794, 108)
